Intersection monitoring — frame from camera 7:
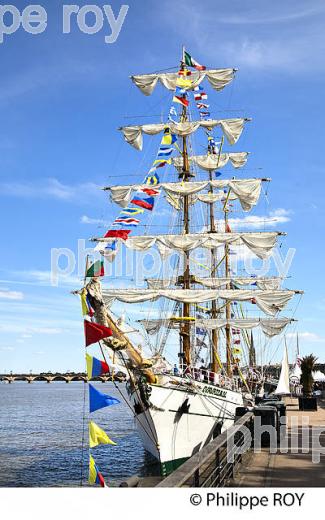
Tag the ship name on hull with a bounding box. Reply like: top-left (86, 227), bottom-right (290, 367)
top-left (200, 385), bottom-right (228, 399)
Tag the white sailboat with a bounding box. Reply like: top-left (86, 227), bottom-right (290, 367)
top-left (274, 342), bottom-right (290, 395)
top-left (79, 49), bottom-right (303, 475)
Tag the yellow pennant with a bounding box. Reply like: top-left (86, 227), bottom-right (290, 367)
top-left (153, 158), bottom-right (171, 166)
top-left (89, 420), bottom-right (116, 448)
top-left (80, 288), bottom-right (89, 316)
top-left (176, 77), bottom-right (192, 88)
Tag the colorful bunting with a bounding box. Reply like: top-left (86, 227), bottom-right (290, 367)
top-left (86, 353), bottom-right (110, 379)
top-left (168, 106), bottom-right (177, 121)
top-left (104, 229), bottom-right (131, 240)
top-left (89, 384), bottom-right (120, 413)
top-left (197, 102), bottom-right (209, 109)
top-left (100, 93), bottom-right (179, 248)
top-left (121, 207), bottom-right (144, 216)
top-left (161, 128), bottom-right (177, 145)
top-left (178, 67), bottom-right (191, 76)
top-left (81, 288), bottom-right (94, 318)
top-left (225, 223), bottom-right (232, 233)
top-left (175, 86), bottom-right (186, 95)
top-left (157, 146), bottom-right (173, 157)
top-left (131, 195), bottom-right (155, 210)
top-left (89, 420), bottom-right (116, 448)
top-left (84, 320), bottom-right (113, 347)
top-left (176, 76), bottom-right (192, 88)
top-left (153, 157), bottom-right (172, 166)
top-left (113, 216), bottom-right (140, 227)
top-left (195, 89), bottom-right (207, 99)
top-left (89, 454), bottom-right (106, 487)
top-left (144, 172), bottom-right (160, 185)
top-left (173, 95), bottom-right (189, 107)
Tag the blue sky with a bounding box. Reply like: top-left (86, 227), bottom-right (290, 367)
top-left (1, 0), bottom-right (325, 372)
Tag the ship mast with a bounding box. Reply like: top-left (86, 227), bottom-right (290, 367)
top-left (224, 196), bottom-right (232, 377)
top-left (179, 54), bottom-right (191, 369)
top-left (207, 137), bottom-right (224, 373)
top-left (249, 330), bottom-right (256, 367)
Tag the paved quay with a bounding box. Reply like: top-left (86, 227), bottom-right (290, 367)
top-left (232, 397), bottom-right (325, 487)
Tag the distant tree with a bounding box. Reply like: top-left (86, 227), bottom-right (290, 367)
top-left (300, 354), bottom-right (317, 396)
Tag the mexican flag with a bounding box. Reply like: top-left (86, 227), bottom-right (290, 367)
top-left (183, 50), bottom-right (206, 71)
top-left (86, 259), bottom-right (104, 277)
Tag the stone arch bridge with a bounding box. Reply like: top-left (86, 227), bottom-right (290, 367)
top-left (0, 372), bottom-right (124, 384)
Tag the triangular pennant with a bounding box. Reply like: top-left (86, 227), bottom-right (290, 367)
top-left (89, 384), bottom-right (120, 413)
top-left (84, 320), bottom-right (113, 347)
top-left (89, 420), bottom-right (116, 448)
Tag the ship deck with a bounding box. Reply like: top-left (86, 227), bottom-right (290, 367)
top-left (231, 396), bottom-right (325, 487)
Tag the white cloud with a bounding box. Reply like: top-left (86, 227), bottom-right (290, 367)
top-left (162, 0), bottom-right (325, 72)
top-left (81, 215), bottom-right (109, 226)
top-left (287, 332), bottom-right (325, 343)
top-left (216, 208), bottom-right (291, 231)
top-left (11, 269), bottom-right (82, 287)
top-left (216, 5), bottom-right (324, 25)
top-left (0, 178), bottom-right (100, 203)
top-left (0, 290), bottom-right (24, 300)
top-left (0, 324), bottom-right (64, 335)
top-left (31, 328), bottom-right (63, 335)
top-left (0, 346), bottom-right (14, 351)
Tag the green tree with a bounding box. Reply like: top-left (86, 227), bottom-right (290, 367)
top-left (300, 354), bottom-right (317, 396)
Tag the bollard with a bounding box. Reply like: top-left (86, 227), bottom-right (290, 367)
top-left (119, 475), bottom-right (141, 487)
top-left (254, 405), bottom-right (278, 448)
top-left (266, 401), bottom-right (286, 442)
top-left (235, 407), bottom-right (249, 422)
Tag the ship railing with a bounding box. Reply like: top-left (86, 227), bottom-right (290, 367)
top-left (182, 368), bottom-right (241, 392)
top-left (156, 411), bottom-right (254, 488)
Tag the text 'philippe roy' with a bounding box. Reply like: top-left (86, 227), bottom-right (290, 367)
top-left (0, 4), bottom-right (129, 43)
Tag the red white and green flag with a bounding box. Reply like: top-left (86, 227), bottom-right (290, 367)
top-left (183, 50), bottom-right (206, 71)
top-left (86, 259), bottom-right (104, 278)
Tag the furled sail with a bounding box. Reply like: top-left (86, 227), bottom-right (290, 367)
top-left (138, 317), bottom-right (293, 338)
top-left (172, 152), bottom-right (249, 171)
top-left (94, 231), bottom-right (282, 260)
top-left (146, 276), bottom-right (283, 291)
top-left (131, 68), bottom-right (236, 95)
top-left (120, 118), bottom-right (249, 150)
top-left (101, 288), bottom-right (298, 316)
top-left (106, 178), bottom-right (264, 212)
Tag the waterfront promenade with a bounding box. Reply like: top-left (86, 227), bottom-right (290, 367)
top-left (232, 397), bottom-right (325, 487)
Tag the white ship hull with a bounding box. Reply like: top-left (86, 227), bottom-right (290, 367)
top-left (127, 375), bottom-right (243, 475)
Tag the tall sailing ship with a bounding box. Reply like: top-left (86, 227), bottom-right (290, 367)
top-left (80, 49), bottom-right (302, 475)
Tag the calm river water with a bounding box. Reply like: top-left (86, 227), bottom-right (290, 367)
top-left (0, 381), bottom-right (158, 487)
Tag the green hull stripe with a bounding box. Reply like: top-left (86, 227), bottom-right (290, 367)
top-left (161, 457), bottom-right (188, 477)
